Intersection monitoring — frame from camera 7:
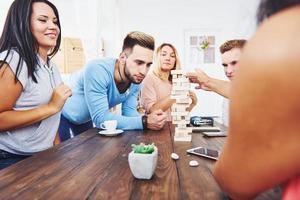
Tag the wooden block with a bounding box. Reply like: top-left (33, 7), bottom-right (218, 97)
top-left (171, 90), bottom-right (189, 95)
top-left (171, 111), bottom-right (189, 116)
top-left (171, 111), bottom-right (190, 117)
top-left (174, 133), bottom-right (192, 141)
top-left (170, 95), bottom-right (189, 100)
top-left (172, 78), bottom-right (189, 83)
top-left (173, 82), bottom-right (190, 87)
top-left (172, 86), bottom-right (190, 91)
top-left (175, 127), bottom-right (193, 133)
top-left (171, 105), bottom-right (189, 112)
top-left (172, 118), bottom-right (190, 122)
top-left (172, 120), bottom-right (190, 125)
top-left (172, 114), bottom-right (190, 121)
top-left (173, 82), bottom-right (179, 87)
top-left (182, 82), bottom-right (191, 87)
top-left (174, 133), bottom-right (192, 142)
top-left (172, 116), bottom-right (181, 121)
top-left (177, 124), bottom-right (187, 129)
top-left (184, 116), bottom-right (191, 121)
top-left (172, 104), bottom-right (189, 109)
top-left (172, 107), bottom-right (185, 112)
top-left (176, 98), bottom-right (191, 104)
top-left (172, 118), bottom-right (188, 123)
top-left (171, 70), bottom-right (186, 75)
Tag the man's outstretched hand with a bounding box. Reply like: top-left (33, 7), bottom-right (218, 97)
top-left (187, 68), bottom-right (212, 91)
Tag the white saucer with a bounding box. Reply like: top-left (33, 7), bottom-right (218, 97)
top-left (98, 129), bottom-right (124, 136)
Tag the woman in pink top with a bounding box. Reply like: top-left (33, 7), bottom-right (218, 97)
top-left (213, 0), bottom-right (300, 199)
top-left (140, 43), bottom-right (197, 121)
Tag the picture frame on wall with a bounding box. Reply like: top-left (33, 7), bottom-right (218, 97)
top-left (183, 28), bottom-right (224, 118)
top-left (184, 29), bottom-right (221, 70)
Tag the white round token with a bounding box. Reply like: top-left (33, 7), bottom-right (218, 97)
top-left (171, 153), bottom-right (179, 160)
top-left (189, 160), bottom-right (199, 167)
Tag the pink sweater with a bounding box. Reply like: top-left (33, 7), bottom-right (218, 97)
top-left (140, 73), bottom-right (172, 121)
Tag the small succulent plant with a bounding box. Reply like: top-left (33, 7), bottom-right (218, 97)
top-left (131, 143), bottom-right (156, 154)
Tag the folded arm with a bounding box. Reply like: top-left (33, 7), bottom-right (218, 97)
top-left (0, 64), bottom-right (70, 132)
top-left (140, 75), bottom-right (174, 113)
top-left (84, 64), bottom-right (143, 130)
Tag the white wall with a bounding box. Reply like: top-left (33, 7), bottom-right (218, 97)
top-left (0, 0), bottom-right (119, 60)
top-left (0, 0), bottom-right (260, 118)
top-left (0, 1), bottom-right (13, 32)
top-left (51, 0), bottom-right (119, 60)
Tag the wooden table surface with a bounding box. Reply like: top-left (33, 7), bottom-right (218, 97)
top-left (0, 122), bottom-right (281, 200)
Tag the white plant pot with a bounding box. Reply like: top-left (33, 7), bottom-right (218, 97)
top-left (128, 147), bottom-right (158, 179)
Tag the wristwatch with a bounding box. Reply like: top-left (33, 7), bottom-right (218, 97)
top-left (142, 115), bottom-right (148, 129)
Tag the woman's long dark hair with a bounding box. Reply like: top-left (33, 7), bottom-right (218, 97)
top-left (0, 0), bottom-right (61, 83)
top-left (257, 0), bottom-right (300, 24)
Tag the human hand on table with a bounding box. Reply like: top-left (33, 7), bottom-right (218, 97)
top-left (147, 109), bottom-right (167, 130)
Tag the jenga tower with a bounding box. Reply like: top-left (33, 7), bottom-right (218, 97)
top-left (171, 70), bottom-right (192, 142)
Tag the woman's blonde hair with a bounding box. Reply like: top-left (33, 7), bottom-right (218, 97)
top-left (153, 43), bottom-right (181, 82)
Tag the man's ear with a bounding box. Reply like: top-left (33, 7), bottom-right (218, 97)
top-left (119, 52), bottom-right (127, 61)
top-left (119, 52), bottom-right (127, 66)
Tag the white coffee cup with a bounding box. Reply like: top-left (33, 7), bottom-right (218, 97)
top-left (100, 120), bottom-right (117, 131)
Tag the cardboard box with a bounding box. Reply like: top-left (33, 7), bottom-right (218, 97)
top-left (52, 37), bottom-right (86, 73)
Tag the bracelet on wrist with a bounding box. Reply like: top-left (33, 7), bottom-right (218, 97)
top-left (142, 115), bottom-right (148, 130)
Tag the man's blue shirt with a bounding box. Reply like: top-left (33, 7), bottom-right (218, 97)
top-left (62, 58), bottom-right (143, 130)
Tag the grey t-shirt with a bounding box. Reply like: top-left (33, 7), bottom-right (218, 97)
top-left (0, 50), bottom-right (62, 155)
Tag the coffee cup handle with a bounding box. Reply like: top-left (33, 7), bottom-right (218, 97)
top-left (100, 123), bottom-right (106, 129)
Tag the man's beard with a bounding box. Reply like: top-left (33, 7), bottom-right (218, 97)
top-left (124, 64), bottom-right (143, 84)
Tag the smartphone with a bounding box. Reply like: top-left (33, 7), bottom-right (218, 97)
top-left (201, 131), bottom-right (227, 137)
top-left (186, 147), bottom-right (220, 160)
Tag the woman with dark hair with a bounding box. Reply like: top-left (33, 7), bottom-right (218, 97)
top-left (213, 0), bottom-right (300, 199)
top-left (0, 0), bottom-right (72, 170)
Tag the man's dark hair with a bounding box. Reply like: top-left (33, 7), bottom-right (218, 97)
top-left (219, 39), bottom-right (247, 54)
top-left (257, 0), bottom-right (300, 24)
top-left (122, 31), bottom-right (155, 52)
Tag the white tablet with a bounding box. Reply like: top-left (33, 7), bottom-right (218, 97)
top-left (187, 147), bottom-right (219, 160)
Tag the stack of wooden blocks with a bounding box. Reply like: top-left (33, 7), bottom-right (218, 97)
top-left (171, 70), bottom-right (192, 142)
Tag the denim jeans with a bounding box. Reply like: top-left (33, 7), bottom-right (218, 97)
top-left (0, 149), bottom-right (30, 170)
top-left (58, 114), bottom-right (93, 142)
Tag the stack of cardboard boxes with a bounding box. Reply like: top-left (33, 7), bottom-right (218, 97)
top-left (52, 37), bottom-right (85, 74)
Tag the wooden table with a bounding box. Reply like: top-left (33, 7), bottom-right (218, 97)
top-left (0, 123), bottom-right (281, 199)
